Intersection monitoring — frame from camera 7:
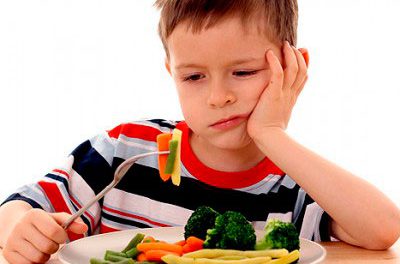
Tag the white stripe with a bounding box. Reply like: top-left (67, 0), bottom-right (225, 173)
top-left (104, 203), bottom-right (171, 227)
top-left (299, 202), bottom-right (325, 241)
top-left (90, 132), bottom-right (117, 166)
top-left (17, 184), bottom-right (54, 212)
top-left (118, 136), bottom-right (157, 151)
top-left (237, 174), bottom-right (282, 194)
top-left (104, 188), bottom-right (193, 226)
top-left (101, 217), bottom-right (138, 231)
top-left (252, 221), bottom-right (266, 231)
top-left (134, 120), bottom-right (175, 133)
top-left (270, 175), bottom-right (297, 193)
top-left (69, 169), bottom-right (101, 225)
top-left (293, 188), bottom-right (306, 224)
top-left (267, 212), bottom-right (293, 224)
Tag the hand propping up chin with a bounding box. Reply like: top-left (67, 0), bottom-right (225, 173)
top-left (247, 41), bottom-right (309, 139)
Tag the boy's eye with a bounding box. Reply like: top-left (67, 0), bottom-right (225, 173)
top-left (183, 74), bottom-right (204, 82)
top-left (233, 70), bottom-right (258, 77)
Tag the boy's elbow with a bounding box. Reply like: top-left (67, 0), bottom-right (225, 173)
top-left (364, 221), bottom-right (400, 250)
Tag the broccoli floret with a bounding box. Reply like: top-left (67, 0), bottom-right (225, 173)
top-left (203, 211), bottom-right (256, 250)
top-left (184, 206), bottom-right (220, 240)
top-left (255, 219), bottom-right (300, 252)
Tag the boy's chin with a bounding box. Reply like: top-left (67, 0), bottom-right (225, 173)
top-left (206, 130), bottom-right (254, 151)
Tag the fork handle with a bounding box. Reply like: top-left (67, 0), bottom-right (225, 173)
top-left (62, 179), bottom-right (119, 229)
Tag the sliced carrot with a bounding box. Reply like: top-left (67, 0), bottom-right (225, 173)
top-left (145, 249), bottom-right (179, 261)
top-left (156, 133), bottom-right (172, 181)
top-left (182, 243), bottom-right (195, 253)
top-left (137, 252), bottom-right (148, 261)
top-left (186, 236), bottom-right (204, 250)
top-left (136, 242), bottom-right (183, 255)
top-left (174, 240), bottom-right (186, 246)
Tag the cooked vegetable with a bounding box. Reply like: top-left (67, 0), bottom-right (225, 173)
top-left (268, 250), bottom-right (300, 264)
top-left (125, 247), bottom-right (140, 258)
top-left (104, 250), bottom-right (127, 259)
top-left (90, 259), bottom-right (110, 264)
top-left (255, 219), bottom-right (300, 252)
top-left (137, 252), bottom-right (148, 261)
top-left (162, 255), bottom-right (271, 264)
top-left (184, 206), bottom-right (220, 240)
top-left (105, 254), bottom-right (131, 262)
top-left (144, 249), bottom-right (180, 261)
top-left (165, 140), bottom-right (179, 174)
top-left (122, 233), bottom-right (145, 253)
top-left (156, 133), bottom-right (173, 181)
top-left (170, 128), bottom-right (182, 186)
top-left (183, 248), bottom-right (289, 259)
top-left (136, 241), bottom-right (183, 255)
top-left (203, 211), bottom-right (256, 250)
top-left (184, 236), bottom-right (204, 252)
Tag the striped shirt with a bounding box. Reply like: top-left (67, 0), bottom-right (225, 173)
top-left (1, 119), bottom-right (332, 242)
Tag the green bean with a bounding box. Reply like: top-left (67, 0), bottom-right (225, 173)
top-left (90, 258), bottom-right (111, 264)
top-left (105, 254), bottom-right (131, 262)
top-left (125, 247), bottom-right (140, 258)
top-left (104, 250), bottom-right (128, 259)
top-left (122, 233), bottom-right (146, 253)
top-left (114, 259), bottom-right (135, 264)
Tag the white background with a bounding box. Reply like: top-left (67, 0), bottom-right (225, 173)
top-left (0, 1), bottom-right (399, 208)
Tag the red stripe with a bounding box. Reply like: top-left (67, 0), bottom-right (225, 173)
top-left (176, 121), bottom-right (285, 189)
top-left (38, 181), bottom-right (84, 241)
top-left (107, 123), bottom-right (163, 142)
top-left (52, 169), bottom-right (70, 179)
top-left (69, 195), bottom-right (95, 229)
top-left (103, 205), bottom-right (170, 227)
top-left (100, 223), bottom-right (121, 234)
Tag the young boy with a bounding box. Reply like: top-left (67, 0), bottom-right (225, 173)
top-left (1, 0), bottom-right (400, 263)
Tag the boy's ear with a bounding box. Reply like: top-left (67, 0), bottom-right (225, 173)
top-left (165, 59), bottom-right (172, 76)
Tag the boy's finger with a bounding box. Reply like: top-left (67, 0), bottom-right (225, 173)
top-left (265, 49), bottom-right (284, 96)
top-left (51, 212), bottom-right (88, 234)
top-left (298, 48), bottom-right (309, 67)
top-left (292, 75), bottom-right (308, 107)
top-left (282, 41), bottom-right (298, 91)
top-left (22, 223), bottom-right (60, 254)
top-left (17, 238), bottom-right (51, 263)
top-left (30, 210), bottom-right (68, 244)
top-left (3, 249), bottom-right (33, 264)
top-left (290, 47), bottom-right (308, 96)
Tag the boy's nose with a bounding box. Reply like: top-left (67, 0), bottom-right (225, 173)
top-left (206, 81), bottom-right (236, 108)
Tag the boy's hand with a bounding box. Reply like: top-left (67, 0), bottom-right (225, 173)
top-left (3, 209), bottom-right (87, 264)
top-left (247, 41), bottom-right (309, 138)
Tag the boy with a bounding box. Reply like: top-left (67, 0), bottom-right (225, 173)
top-left (1, 0), bottom-right (399, 263)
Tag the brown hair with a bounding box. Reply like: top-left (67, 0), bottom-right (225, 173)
top-left (154, 0), bottom-right (298, 58)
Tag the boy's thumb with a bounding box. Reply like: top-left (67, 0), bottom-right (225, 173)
top-left (50, 212), bottom-right (89, 234)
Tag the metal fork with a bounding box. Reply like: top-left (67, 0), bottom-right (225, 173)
top-left (62, 150), bottom-right (170, 229)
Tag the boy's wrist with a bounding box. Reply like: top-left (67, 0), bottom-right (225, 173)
top-left (250, 126), bottom-right (288, 154)
top-left (250, 126), bottom-right (286, 142)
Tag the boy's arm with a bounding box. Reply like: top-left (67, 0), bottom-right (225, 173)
top-left (252, 127), bottom-right (400, 249)
top-left (247, 42), bottom-right (400, 249)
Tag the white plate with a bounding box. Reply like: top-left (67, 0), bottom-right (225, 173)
top-left (58, 226), bottom-right (326, 264)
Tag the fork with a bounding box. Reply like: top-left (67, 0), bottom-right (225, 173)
top-left (62, 150), bottom-right (170, 229)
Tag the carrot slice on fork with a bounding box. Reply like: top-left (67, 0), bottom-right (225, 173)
top-left (157, 133), bottom-right (173, 181)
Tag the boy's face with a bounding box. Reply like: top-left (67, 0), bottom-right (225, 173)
top-left (165, 16), bottom-right (283, 151)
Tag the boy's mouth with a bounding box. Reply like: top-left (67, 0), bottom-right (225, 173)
top-left (210, 113), bottom-right (249, 130)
